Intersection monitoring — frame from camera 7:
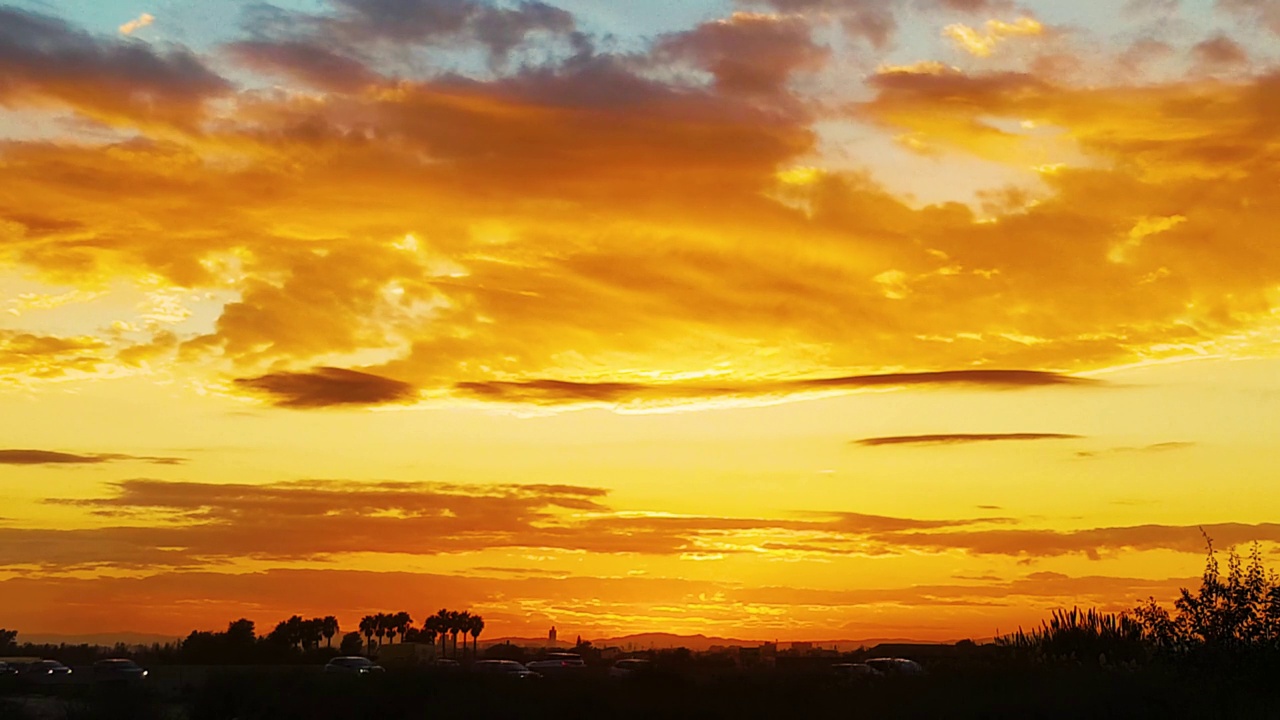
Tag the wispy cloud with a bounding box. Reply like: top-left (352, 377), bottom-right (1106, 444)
top-left (454, 370), bottom-right (1097, 407)
top-left (854, 433), bottom-right (1081, 447)
top-left (1076, 442), bottom-right (1195, 458)
top-left (0, 449), bottom-right (185, 466)
top-left (234, 368), bottom-right (418, 408)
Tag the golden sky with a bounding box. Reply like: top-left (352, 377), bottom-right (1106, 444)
top-left (1, 0), bottom-right (1279, 642)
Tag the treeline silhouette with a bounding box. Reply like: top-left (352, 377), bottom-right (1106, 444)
top-left (169, 608), bottom-right (487, 664)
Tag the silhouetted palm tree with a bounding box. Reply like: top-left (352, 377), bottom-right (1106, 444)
top-left (302, 618), bottom-right (324, 650)
top-left (393, 612), bottom-right (413, 644)
top-left (449, 611), bottom-right (466, 658)
top-left (468, 614), bottom-right (485, 657)
top-left (430, 609), bottom-right (451, 657)
top-left (359, 615), bottom-right (376, 654)
top-left (374, 613), bottom-right (388, 647)
top-left (321, 616), bottom-right (339, 648)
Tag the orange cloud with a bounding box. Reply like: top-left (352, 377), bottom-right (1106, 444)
top-left (942, 18), bottom-right (1045, 57)
top-left (0, 331), bottom-right (109, 382)
top-left (0, 6), bottom-right (1276, 418)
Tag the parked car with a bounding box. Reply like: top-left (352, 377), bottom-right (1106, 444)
top-left (323, 656), bottom-right (385, 676)
top-left (0, 661), bottom-right (18, 676)
top-left (527, 652), bottom-right (586, 676)
top-left (473, 660), bottom-right (540, 678)
top-left (92, 658), bottom-right (148, 685)
top-left (20, 660), bottom-right (73, 685)
top-left (428, 658), bottom-right (460, 671)
top-left (832, 662), bottom-right (881, 680)
top-left (864, 658), bottom-right (925, 676)
top-left (608, 658), bottom-right (652, 679)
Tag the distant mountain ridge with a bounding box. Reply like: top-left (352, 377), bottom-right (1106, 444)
top-left (482, 632), bottom-right (968, 652)
top-left (18, 632), bottom-right (182, 647)
top-left (16, 630), bottom-right (984, 651)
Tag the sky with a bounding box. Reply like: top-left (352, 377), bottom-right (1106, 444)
top-left (1, 0), bottom-right (1279, 644)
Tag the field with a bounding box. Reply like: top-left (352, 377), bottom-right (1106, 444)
top-left (3, 662), bottom-right (1280, 720)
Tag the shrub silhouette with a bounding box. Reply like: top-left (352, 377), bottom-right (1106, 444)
top-left (1133, 537), bottom-right (1280, 662)
top-left (996, 607), bottom-right (1147, 666)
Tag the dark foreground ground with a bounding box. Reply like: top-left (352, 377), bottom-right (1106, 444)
top-left (3, 664), bottom-right (1279, 720)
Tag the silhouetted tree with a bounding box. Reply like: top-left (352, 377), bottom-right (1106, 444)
top-left (226, 619), bottom-right (256, 648)
top-left (339, 632), bottom-right (363, 655)
top-left (429, 609), bottom-right (451, 658)
top-left (450, 611), bottom-right (467, 658)
top-left (301, 618), bottom-right (324, 650)
top-left (374, 613), bottom-right (388, 648)
top-left (468, 614), bottom-right (485, 657)
top-left (419, 620), bottom-right (438, 651)
top-left (0, 628), bottom-right (17, 650)
top-left (321, 616), bottom-right (339, 648)
top-left (1133, 538), bottom-right (1280, 659)
top-left (359, 616), bottom-right (376, 654)
top-left (392, 612), bottom-right (413, 644)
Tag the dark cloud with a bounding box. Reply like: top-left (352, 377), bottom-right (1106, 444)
top-left (854, 433), bottom-right (1082, 447)
top-left (234, 367), bottom-right (418, 408)
top-left (1218, 0), bottom-right (1280, 34)
top-left (1191, 35), bottom-right (1249, 69)
top-left (0, 450), bottom-right (185, 466)
top-left (255, 0), bottom-right (578, 62)
top-left (4, 479), bottom-right (1005, 570)
top-left (656, 13), bottom-right (828, 99)
top-left (880, 523), bottom-right (1280, 560)
top-left (455, 370), bottom-right (1097, 406)
top-left (226, 40), bottom-right (379, 92)
top-left (0, 7), bottom-right (229, 125)
top-left (7, 477), bottom-right (1274, 571)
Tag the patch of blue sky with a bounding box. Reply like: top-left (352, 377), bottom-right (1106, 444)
top-left (550, 0), bottom-right (731, 50)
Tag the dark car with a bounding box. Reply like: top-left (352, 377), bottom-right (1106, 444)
top-left (20, 660), bottom-right (73, 686)
top-left (526, 652), bottom-right (586, 676)
top-left (864, 658), bottom-right (925, 676)
top-left (92, 658), bottom-right (148, 685)
top-left (323, 656), bottom-right (385, 675)
top-left (832, 662), bottom-right (882, 681)
top-left (473, 660), bottom-right (539, 678)
top-left (608, 658), bottom-right (652, 679)
top-left (0, 661), bottom-right (18, 676)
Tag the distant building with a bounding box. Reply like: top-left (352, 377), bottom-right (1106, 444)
top-left (790, 641), bottom-right (813, 654)
top-left (549, 626), bottom-right (557, 644)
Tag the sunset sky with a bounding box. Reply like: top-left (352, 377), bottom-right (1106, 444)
top-left (2, 0), bottom-right (1279, 644)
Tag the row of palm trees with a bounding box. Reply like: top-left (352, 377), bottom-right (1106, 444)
top-left (268, 615), bottom-right (341, 650)
top-left (357, 612), bottom-right (414, 651)
top-left (356, 609), bottom-right (485, 658)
